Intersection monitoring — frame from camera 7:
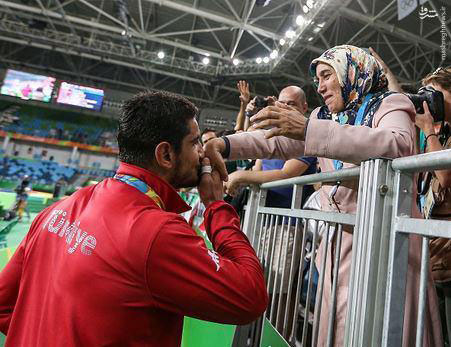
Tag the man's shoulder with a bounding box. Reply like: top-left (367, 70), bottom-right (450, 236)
top-left (133, 208), bottom-right (190, 235)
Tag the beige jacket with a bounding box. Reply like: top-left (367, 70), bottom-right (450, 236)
top-left (227, 94), bottom-right (442, 346)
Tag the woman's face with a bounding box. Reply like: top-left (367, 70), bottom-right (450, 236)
top-left (316, 62), bottom-right (345, 113)
top-left (428, 83), bottom-right (451, 123)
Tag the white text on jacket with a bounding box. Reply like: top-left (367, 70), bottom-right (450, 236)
top-left (42, 209), bottom-right (97, 255)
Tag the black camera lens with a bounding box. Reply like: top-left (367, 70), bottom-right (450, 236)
top-left (405, 86), bottom-right (444, 122)
top-left (254, 96), bottom-right (268, 109)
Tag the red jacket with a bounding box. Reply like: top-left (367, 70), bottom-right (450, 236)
top-left (0, 162), bottom-right (268, 346)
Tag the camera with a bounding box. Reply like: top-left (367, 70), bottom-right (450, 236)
top-left (254, 96), bottom-right (268, 109)
top-left (406, 86), bottom-right (444, 122)
top-left (245, 96), bottom-right (268, 118)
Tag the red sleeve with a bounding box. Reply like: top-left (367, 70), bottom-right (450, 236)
top-left (146, 201), bottom-right (268, 325)
top-left (0, 205), bottom-right (54, 335)
top-left (0, 239), bottom-right (25, 334)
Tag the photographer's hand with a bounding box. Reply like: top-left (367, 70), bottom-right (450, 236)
top-left (245, 97), bottom-right (257, 115)
top-left (249, 102), bottom-right (308, 140)
top-left (415, 102), bottom-right (451, 187)
top-left (415, 101), bottom-right (435, 136)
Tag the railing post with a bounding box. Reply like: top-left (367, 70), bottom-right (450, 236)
top-left (242, 185), bottom-right (267, 248)
top-left (344, 159), bottom-right (395, 346)
top-left (381, 170), bottom-right (412, 347)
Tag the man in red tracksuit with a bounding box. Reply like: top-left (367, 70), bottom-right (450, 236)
top-left (0, 91), bottom-right (268, 346)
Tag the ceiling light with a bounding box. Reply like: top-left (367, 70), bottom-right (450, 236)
top-left (285, 29), bottom-right (296, 39)
top-left (270, 50), bottom-right (278, 59)
top-left (302, 5), bottom-right (309, 13)
top-left (263, 57), bottom-right (270, 63)
top-left (296, 15), bottom-right (305, 26)
top-left (232, 58), bottom-right (240, 66)
top-left (121, 30), bottom-right (126, 36)
top-left (279, 38), bottom-right (286, 46)
top-left (202, 57), bottom-right (210, 65)
top-left (317, 21), bottom-right (326, 28)
top-left (204, 53), bottom-right (210, 57)
top-left (306, 0), bottom-right (315, 8)
top-left (256, 57), bottom-right (262, 64)
top-left (313, 27), bottom-right (321, 33)
top-left (157, 51), bottom-right (165, 59)
top-left (308, 36), bottom-right (314, 41)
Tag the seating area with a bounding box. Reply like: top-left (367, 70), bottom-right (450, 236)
top-left (0, 103), bottom-right (117, 148)
top-left (78, 167), bottom-right (115, 178)
top-left (0, 156), bottom-right (76, 185)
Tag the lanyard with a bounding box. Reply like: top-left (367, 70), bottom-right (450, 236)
top-left (333, 93), bottom-right (373, 171)
top-left (114, 174), bottom-right (165, 210)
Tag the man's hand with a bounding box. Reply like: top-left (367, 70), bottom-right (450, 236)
top-left (237, 80), bottom-right (250, 105)
top-left (203, 138), bottom-right (229, 181)
top-left (415, 101), bottom-right (435, 135)
top-left (198, 158), bottom-right (224, 207)
top-left (224, 171), bottom-right (247, 197)
top-left (249, 102), bottom-right (308, 140)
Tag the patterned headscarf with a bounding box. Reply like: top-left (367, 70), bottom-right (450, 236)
top-left (309, 45), bottom-right (389, 126)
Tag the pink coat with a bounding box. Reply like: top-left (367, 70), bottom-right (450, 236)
top-left (227, 94), bottom-right (442, 346)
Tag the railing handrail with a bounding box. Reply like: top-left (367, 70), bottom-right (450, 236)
top-left (392, 148), bottom-right (451, 172)
top-left (260, 166), bottom-right (360, 189)
top-left (258, 149), bottom-right (451, 189)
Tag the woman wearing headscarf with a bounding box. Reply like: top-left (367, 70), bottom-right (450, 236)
top-left (205, 45), bottom-right (442, 346)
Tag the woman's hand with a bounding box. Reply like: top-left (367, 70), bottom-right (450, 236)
top-left (203, 138), bottom-right (229, 181)
top-left (415, 101), bottom-right (435, 135)
top-left (249, 102), bottom-right (308, 140)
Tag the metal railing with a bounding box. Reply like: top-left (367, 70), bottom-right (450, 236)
top-left (238, 148), bottom-right (451, 347)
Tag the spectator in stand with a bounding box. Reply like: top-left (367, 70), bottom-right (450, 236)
top-left (225, 84), bottom-right (316, 329)
top-left (200, 128), bottom-right (217, 145)
top-left (415, 67), bottom-right (451, 345)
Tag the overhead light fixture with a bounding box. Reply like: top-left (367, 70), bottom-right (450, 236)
top-left (296, 15), bottom-right (305, 26)
top-left (279, 38), bottom-right (286, 46)
top-left (157, 51), bottom-right (165, 59)
top-left (313, 27), bottom-right (321, 33)
top-left (256, 57), bottom-right (262, 64)
top-left (232, 58), bottom-right (240, 66)
top-left (204, 53), bottom-right (210, 57)
top-left (306, 0), bottom-right (315, 8)
top-left (285, 29), bottom-right (296, 39)
top-left (121, 30), bottom-right (126, 36)
top-left (317, 21), bottom-right (326, 28)
top-left (270, 50), bottom-right (278, 59)
top-left (202, 57), bottom-right (210, 65)
top-left (308, 36), bottom-right (314, 41)
top-left (263, 57), bottom-right (270, 63)
top-left (302, 5), bottom-right (309, 13)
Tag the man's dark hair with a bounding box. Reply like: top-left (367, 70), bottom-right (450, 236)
top-left (117, 91), bottom-right (197, 167)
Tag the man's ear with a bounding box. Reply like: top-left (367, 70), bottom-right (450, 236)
top-left (154, 142), bottom-right (176, 169)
